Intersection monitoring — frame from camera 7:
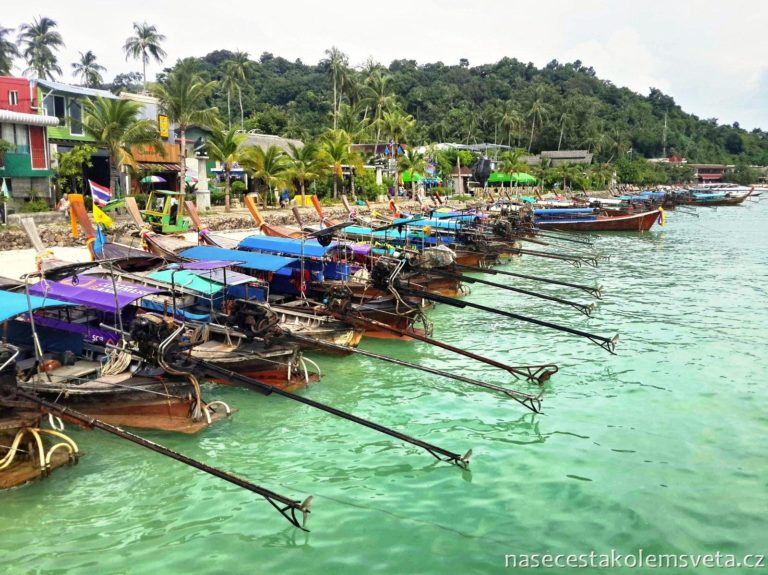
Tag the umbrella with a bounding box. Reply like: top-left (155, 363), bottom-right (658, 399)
top-left (141, 175), bottom-right (166, 183)
top-left (185, 176), bottom-right (199, 184)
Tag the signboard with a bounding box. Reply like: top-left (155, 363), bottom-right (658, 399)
top-left (158, 114), bottom-right (169, 139)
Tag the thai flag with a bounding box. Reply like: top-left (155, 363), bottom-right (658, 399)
top-left (89, 180), bottom-right (112, 207)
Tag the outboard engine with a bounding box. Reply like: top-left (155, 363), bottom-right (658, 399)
top-left (130, 315), bottom-right (176, 362)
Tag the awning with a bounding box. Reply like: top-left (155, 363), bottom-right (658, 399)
top-left (180, 246), bottom-right (298, 273)
top-left (28, 277), bottom-right (166, 313)
top-left (0, 109), bottom-right (60, 127)
top-left (0, 289), bottom-right (74, 322)
top-left (238, 235), bottom-right (337, 258)
top-left (138, 162), bottom-right (180, 172)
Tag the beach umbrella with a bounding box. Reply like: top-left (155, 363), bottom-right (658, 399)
top-left (140, 175), bottom-right (166, 183)
top-left (488, 172), bottom-right (511, 183)
top-left (185, 176), bottom-right (199, 183)
top-left (401, 171), bottom-right (424, 183)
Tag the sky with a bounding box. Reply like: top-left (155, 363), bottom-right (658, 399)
top-left (3, 0), bottom-right (768, 131)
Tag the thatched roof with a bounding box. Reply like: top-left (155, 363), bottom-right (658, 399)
top-left (241, 131), bottom-right (303, 152)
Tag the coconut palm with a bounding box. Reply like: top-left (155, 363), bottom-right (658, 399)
top-left (398, 149), bottom-right (427, 199)
top-left (527, 97), bottom-right (551, 152)
top-left (324, 46), bottom-right (348, 130)
top-left (287, 142), bottom-right (326, 205)
top-left (499, 101), bottom-right (523, 148)
top-left (123, 22), bottom-right (167, 90)
top-left (240, 145), bottom-right (291, 208)
top-left (557, 111), bottom-right (573, 151)
top-left (18, 16), bottom-right (64, 80)
top-left (377, 109), bottom-right (415, 193)
top-left (83, 97), bottom-right (163, 195)
top-left (362, 71), bottom-right (396, 149)
top-left (152, 69), bottom-right (221, 189)
top-left (337, 103), bottom-right (367, 140)
top-left (223, 52), bottom-right (250, 129)
top-left (0, 26), bottom-right (20, 76)
top-left (205, 128), bottom-right (247, 212)
top-left (71, 51), bottom-right (106, 88)
top-left (319, 129), bottom-right (360, 199)
top-left (498, 148), bottom-right (529, 193)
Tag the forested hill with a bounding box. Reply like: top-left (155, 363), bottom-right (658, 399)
top-left (130, 51), bottom-right (768, 165)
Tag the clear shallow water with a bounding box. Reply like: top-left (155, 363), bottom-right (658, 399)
top-left (2, 201), bottom-right (767, 574)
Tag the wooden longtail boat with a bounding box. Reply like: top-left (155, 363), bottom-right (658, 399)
top-left (534, 209), bottom-right (662, 232)
top-left (0, 343), bottom-right (80, 488)
top-left (1, 289), bottom-right (230, 434)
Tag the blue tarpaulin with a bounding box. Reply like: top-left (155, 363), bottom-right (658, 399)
top-left (238, 235), bottom-right (337, 258)
top-left (180, 246), bottom-right (298, 272)
top-left (0, 289), bottom-right (75, 322)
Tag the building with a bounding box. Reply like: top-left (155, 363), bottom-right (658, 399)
top-left (37, 79), bottom-right (119, 190)
top-left (0, 76), bottom-right (58, 205)
top-left (689, 163), bottom-right (734, 183)
top-left (538, 150), bottom-right (593, 166)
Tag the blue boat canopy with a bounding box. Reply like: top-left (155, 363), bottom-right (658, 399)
top-left (533, 208), bottom-right (596, 216)
top-left (0, 289), bottom-right (75, 322)
top-left (237, 235), bottom-right (337, 258)
top-left (180, 246), bottom-right (298, 272)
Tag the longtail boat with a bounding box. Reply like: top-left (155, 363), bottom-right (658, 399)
top-left (533, 208), bottom-right (663, 232)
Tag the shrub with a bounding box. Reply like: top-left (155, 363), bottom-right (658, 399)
top-left (20, 199), bottom-right (51, 213)
top-left (231, 180), bottom-right (246, 194)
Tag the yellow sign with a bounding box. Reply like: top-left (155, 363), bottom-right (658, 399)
top-left (158, 114), bottom-right (169, 139)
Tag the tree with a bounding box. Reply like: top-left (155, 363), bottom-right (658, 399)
top-left (318, 129), bottom-right (360, 199)
top-left (18, 16), bottom-right (64, 80)
top-left (82, 97), bottom-right (163, 194)
top-left (287, 142), bottom-right (326, 205)
top-left (499, 101), bottom-right (523, 148)
top-left (152, 69), bottom-right (221, 190)
top-left (223, 52), bottom-right (251, 129)
top-left (72, 50), bottom-right (106, 88)
top-left (55, 144), bottom-right (96, 193)
top-left (527, 96), bottom-right (551, 152)
top-left (324, 46), bottom-right (348, 130)
top-left (498, 148), bottom-right (528, 192)
top-left (362, 70), bottom-right (396, 148)
top-left (205, 128), bottom-right (247, 212)
top-left (0, 26), bottom-right (20, 76)
top-left (557, 111), bottom-right (573, 151)
top-left (123, 22), bottom-right (167, 90)
top-left (398, 149), bottom-right (427, 199)
top-left (240, 145), bottom-right (291, 208)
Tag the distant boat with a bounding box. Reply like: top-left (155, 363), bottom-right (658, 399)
top-left (534, 209), bottom-right (662, 232)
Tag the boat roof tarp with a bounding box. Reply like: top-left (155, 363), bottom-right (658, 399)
top-left (180, 246), bottom-right (298, 272)
top-left (238, 235), bottom-right (337, 258)
top-left (178, 259), bottom-right (244, 270)
top-left (149, 268), bottom-right (253, 295)
top-left (0, 289), bottom-right (75, 322)
top-left (27, 277), bottom-right (164, 313)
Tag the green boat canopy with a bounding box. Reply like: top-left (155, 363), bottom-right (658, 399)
top-left (488, 172), bottom-right (537, 184)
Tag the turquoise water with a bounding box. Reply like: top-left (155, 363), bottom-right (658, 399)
top-left (2, 200), bottom-right (767, 574)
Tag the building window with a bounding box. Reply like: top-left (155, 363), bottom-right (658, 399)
top-left (69, 99), bottom-right (83, 135)
top-left (44, 94), bottom-right (66, 122)
top-left (8, 91), bottom-right (18, 106)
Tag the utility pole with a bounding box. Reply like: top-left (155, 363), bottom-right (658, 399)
top-left (662, 111), bottom-right (668, 158)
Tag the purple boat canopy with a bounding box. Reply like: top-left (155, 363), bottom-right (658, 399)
top-left (28, 277), bottom-right (167, 313)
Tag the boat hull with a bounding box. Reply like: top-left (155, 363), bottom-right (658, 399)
top-left (535, 209), bottom-right (661, 232)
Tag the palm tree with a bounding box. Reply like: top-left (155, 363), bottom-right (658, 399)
top-left (240, 145), bottom-right (291, 208)
top-left (205, 128), bottom-right (247, 212)
top-left (498, 148), bottom-right (528, 193)
top-left (18, 16), bottom-right (64, 80)
top-left (319, 129), bottom-right (359, 199)
top-left (499, 101), bottom-right (523, 148)
top-left (324, 46), bottom-right (348, 130)
top-left (527, 97), bottom-right (551, 152)
top-left (398, 149), bottom-right (427, 199)
top-left (152, 69), bottom-right (221, 190)
top-left (362, 71), bottom-right (396, 150)
top-left (224, 52), bottom-right (250, 129)
top-left (82, 97), bottom-right (163, 195)
top-left (71, 50), bottom-right (106, 88)
top-left (123, 22), bottom-right (167, 90)
top-left (530, 157), bottom-right (553, 197)
top-left (287, 142), bottom-right (326, 206)
top-left (377, 109), bottom-right (415, 193)
top-left (0, 26), bottom-right (20, 76)
top-left (337, 103), bottom-right (367, 140)
top-left (557, 111), bottom-right (573, 151)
